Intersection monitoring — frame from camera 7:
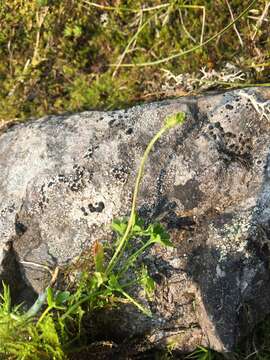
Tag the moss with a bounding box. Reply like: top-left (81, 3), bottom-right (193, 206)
top-left (0, 0), bottom-right (269, 124)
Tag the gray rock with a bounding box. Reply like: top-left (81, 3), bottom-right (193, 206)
top-left (0, 87), bottom-right (270, 353)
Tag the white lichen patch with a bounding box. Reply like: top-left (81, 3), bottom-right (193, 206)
top-left (208, 211), bottom-right (253, 260)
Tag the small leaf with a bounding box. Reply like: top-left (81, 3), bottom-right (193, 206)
top-left (55, 291), bottom-right (70, 306)
top-left (111, 218), bottom-right (127, 236)
top-left (46, 287), bottom-right (54, 307)
top-left (149, 223), bottom-right (174, 247)
top-left (108, 274), bottom-right (121, 291)
top-left (92, 272), bottom-right (105, 288)
top-left (140, 266), bottom-right (155, 297)
top-left (132, 217), bottom-right (145, 235)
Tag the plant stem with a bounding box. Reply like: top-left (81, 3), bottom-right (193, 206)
top-left (118, 240), bottom-right (153, 276)
top-left (105, 126), bottom-right (168, 275)
top-left (120, 289), bottom-right (151, 316)
top-left (37, 306), bottom-right (51, 326)
top-left (60, 291), bottom-right (101, 321)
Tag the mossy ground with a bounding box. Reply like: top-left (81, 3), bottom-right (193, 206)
top-left (0, 1), bottom-right (270, 359)
top-left (0, 0), bottom-right (269, 126)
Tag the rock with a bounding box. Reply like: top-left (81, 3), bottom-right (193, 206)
top-left (0, 87), bottom-right (270, 353)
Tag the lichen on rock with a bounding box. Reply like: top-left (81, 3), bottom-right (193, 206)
top-left (0, 87), bottom-right (270, 353)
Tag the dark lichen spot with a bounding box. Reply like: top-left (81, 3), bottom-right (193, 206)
top-left (151, 273), bottom-right (163, 285)
top-left (126, 127), bottom-right (133, 135)
top-left (225, 104), bottom-right (234, 110)
top-left (58, 174), bottom-right (68, 183)
top-left (173, 179), bottom-right (204, 211)
top-left (15, 219), bottom-right (27, 236)
top-left (213, 212), bottom-right (234, 228)
top-left (70, 183), bottom-right (81, 192)
top-left (109, 119), bottom-right (116, 127)
top-left (165, 214), bottom-right (196, 230)
top-left (8, 206), bottom-right (15, 213)
top-left (88, 202), bottom-right (105, 213)
top-left (81, 207), bottom-right (88, 216)
top-left (48, 181), bottom-right (54, 187)
top-left (214, 122), bottom-right (221, 129)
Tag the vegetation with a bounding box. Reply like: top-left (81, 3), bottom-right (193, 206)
top-left (0, 0), bottom-right (270, 358)
top-left (0, 0), bottom-right (269, 126)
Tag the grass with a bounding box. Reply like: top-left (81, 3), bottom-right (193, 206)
top-left (0, 1), bottom-right (269, 126)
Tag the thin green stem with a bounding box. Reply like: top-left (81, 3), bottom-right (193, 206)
top-left (37, 306), bottom-right (51, 326)
top-left (120, 289), bottom-right (151, 316)
top-left (105, 126), bottom-right (168, 275)
top-left (60, 291), bottom-right (101, 321)
top-left (118, 240), bottom-right (153, 276)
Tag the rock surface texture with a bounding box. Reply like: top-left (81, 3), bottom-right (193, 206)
top-left (1, 87), bottom-right (270, 354)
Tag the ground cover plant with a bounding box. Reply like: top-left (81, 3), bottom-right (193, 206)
top-left (0, 0), bottom-right (269, 126)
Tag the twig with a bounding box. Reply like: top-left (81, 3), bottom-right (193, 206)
top-left (225, 0), bottom-right (243, 47)
top-left (178, 5), bottom-right (205, 45)
top-left (20, 260), bottom-right (54, 276)
top-left (178, 9), bottom-right (196, 43)
top-left (32, 6), bottom-right (49, 67)
top-left (113, 11), bottom-right (144, 78)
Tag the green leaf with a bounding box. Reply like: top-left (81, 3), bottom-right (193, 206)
top-left (92, 272), bottom-right (105, 288)
top-left (55, 291), bottom-right (70, 306)
top-left (148, 223), bottom-right (174, 247)
top-left (0, 282), bottom-right (11, 314)
top-left (64, 25), bottom-right (73, 37)
top-left (140, 266), bottom-right (155, 297)
top-left (132, 217), bottom-right (145, 235)
top-left (108, 274), bottom-right (121, 291)
top-left (46, 287), bottom-right (54, 308)
top-left (111, 218), bottom-right (127, 236)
